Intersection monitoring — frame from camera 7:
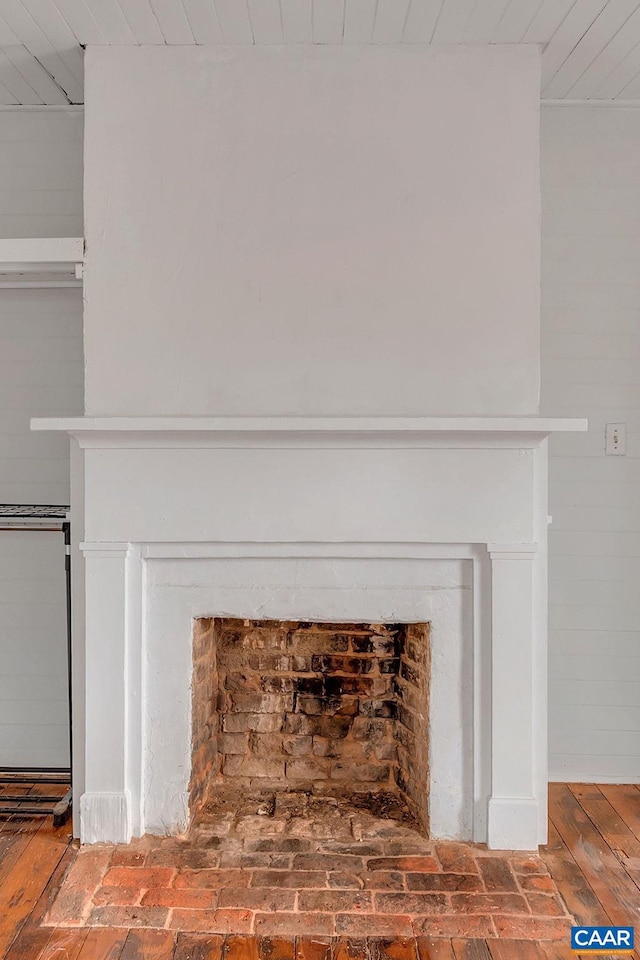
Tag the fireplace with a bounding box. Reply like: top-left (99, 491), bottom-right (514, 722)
top-left (31, 415), bottom-right (587, 851)
top-left (190, 618), bottom-right (431, 835)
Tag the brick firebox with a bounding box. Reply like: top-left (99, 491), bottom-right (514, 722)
top-left (190, 619), bottom-right (430, 834)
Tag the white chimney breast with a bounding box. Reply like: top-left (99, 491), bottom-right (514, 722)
top-left (83, 44), bottom-right (541, 417)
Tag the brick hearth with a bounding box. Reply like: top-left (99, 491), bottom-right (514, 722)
top-left (46, 793), bottom-right (572, 941)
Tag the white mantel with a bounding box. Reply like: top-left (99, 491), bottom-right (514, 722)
top-left (35, 414), bottom-right (585, 851)
top-left (33, 414), bottom-right (584, 546)
top-left (32, 416), bottom-right (584, 438)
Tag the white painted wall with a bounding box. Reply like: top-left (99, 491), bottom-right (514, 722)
top-left (542, 105), bottom-right (640, 782)
top-left (0, 107), bottom-right (83, 767)
top-left (83, 44), bottom-right (541, 418)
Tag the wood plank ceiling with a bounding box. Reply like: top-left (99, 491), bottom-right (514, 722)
top-left (1, 0), bottom-right (640, 104)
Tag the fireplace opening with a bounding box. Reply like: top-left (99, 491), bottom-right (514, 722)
top-left (190, 618), bottom-right (430, 835)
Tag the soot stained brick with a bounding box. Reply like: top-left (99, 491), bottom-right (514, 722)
top-left (191, 619), bottom-right (430, 833)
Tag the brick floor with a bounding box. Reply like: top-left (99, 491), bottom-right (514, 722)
top-left (45, 791), bottom-right (573, 941)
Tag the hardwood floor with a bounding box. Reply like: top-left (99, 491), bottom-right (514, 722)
top-left (1, 783), bottom-right (640, 959)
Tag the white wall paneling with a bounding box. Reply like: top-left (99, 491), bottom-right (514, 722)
top-left (0, 107), bottom-right (82, 236)
top-left (0, 105), bottom-right (82, 768)
top-left (542, 103), bottom-right (640, 784)
top-left (0, 529), bottom-right (68, 766)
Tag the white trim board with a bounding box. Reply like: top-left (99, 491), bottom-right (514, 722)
top-left (541, 99), bottom-right (640, 107)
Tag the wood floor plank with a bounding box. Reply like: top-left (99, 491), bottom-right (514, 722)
top-left (0, 816), bottom-right (45, 886)
top-left (538, 943), bottom-right (574, 959)
top-left (258, 938), bottom-right (297, 960)
top-left (569, 783), bottom-right (640, 899)
top-left (487, 940), bottom-right (545, 959)
top-left (5, 926), bottom-right (53, 960)
top-left (599, 784), bottom-right (640, 844)
top-left (174, 934), bottom-right (226, 960)
top-left (549, 783), bottom-right (640, 929)
top-left (0, 827), bottom-right (30, 878)
top-left (540, 821), bottom-right (610, 927)
top-left (0, 820), bottom-right (72, 958)
top-left (451, 941), bottom-right (491, 960)
top-left (75, 927), bottom-right (130, 960)
top-left (569, 784), bottom-right (640, 859)
top-left (120, 928), bottom-right (176, 960)
top-left (11, 783), bottom-right (45, 815)
top-left (224, 936), bottom-right (260, 960)
top-left (0, 819), bottom-right (24, 845)
top-left (0, 810), bottom-right (29, 833)
top-left (0, 813), bottom-right (39, 843)
top-left (370, 939), bottom-right (418, 960)
top-left (332, 940), bottom-right (371, 960)
top-left (4, 836), bottom-right (76, 960)
top-left (34, 928), bottom-right (89, 960)
top-left (296, 938), bottom-right (332, 960)
top-left (416, 940), bottom-right (455, 960)
top-left (27, 783), bottom-right (68, 799)
top-left (0, 788), bottom-right (35, 859)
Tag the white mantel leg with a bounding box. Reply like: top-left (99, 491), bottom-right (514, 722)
top-left (80, 543), bottom-right (131, 844)
top-left (487, 544), bottom-right (539, 850)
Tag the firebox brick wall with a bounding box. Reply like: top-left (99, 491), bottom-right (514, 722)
top-left (191, 619), bottom-right (430, 833)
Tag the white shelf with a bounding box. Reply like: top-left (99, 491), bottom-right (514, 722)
top-left (0, 238), bottom-right (84, 288)
top-left (31, 415), bottom-right (588, 433)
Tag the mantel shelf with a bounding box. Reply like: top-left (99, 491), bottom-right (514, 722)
top-left (31, 415), bottom-right (588, 449)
